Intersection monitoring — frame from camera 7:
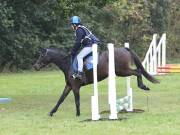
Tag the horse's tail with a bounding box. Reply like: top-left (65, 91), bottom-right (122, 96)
top-left (125, 48), bottom-right (159, 84)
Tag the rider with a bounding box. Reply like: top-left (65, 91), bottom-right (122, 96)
top-left (70, 16), bottom-right (100, 80)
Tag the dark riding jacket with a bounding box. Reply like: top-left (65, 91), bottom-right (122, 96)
top-left (71, 25), bottom-right (99, 60)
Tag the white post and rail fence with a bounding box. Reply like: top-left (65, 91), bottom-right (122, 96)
top-left (91, 33), bottom-right (167, 120)
top-left (91, 43), bottom-right (133, 120)
top-left (142, 33), bottom-right (166, 75)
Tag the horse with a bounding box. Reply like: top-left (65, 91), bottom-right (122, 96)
top-left (33, 46), bottom-right (159, 117)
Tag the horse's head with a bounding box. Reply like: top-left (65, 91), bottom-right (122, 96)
top-left (33, 47), bottom-right (70, 71)
top-left (33, 48), bottom-right (52, 70)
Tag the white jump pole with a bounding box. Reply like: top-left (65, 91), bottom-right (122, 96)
top-left (125, 43), bottom-right (133, 112)
top-left (162, 33), bottom-right (166, 67)
top-left (91, 44), bottom-right (100, 120)
top-left (142, 33), bottom-right (166, 75)
top-left (108, 43), bottom-right (118, 120)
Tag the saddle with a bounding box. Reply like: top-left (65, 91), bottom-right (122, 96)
top-left (72, 53), bottom-right (96, 74)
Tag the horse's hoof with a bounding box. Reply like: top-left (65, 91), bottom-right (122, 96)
top-left (49, 112), bottom-right (54, 117)
top-left (76, 113), bottom-right (80, 117)
top-left (144, 87), bottom-right (150, 91)
top-left (140, 85), bottom-right (150, 91)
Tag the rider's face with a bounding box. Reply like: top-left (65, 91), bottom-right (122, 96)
top-left (71, 25), bottom-right (76, 31)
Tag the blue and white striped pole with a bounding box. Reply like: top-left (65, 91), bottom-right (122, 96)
top-left (0, 98), bottom-right (12, 103)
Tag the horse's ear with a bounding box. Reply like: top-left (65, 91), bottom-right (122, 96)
top-left (41, 48), bottom-right (47, 53)
top-left (38, 47), bottom-right (46, 54)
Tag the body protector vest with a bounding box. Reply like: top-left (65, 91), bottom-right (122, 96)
top-left (77, 25), bottom-right (100, 44)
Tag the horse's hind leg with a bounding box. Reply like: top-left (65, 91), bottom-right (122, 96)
top-left (49, 84), bottom-right (72, 116)
top-left (133, 69), bottom-right (150, 90)
top-left (119, 68), bottom-right (150, 90)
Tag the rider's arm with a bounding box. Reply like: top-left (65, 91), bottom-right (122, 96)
top-left (71, 28), bottom-right (85, 60)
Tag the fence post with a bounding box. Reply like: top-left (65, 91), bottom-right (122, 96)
top-left (108, 43), bottom-right (118, 120)
top-left (125, 43), bottom-right (133, 112)
top-left (162, 33), bottom-right (166, 67)
top-left (91, 44), bottom-right (100, 120)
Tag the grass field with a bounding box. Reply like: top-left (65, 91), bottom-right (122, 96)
top-left (0, 71), bottom-right (180, 135)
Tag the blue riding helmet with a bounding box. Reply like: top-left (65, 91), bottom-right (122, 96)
top-left (70, 16), bottom-right (81, 25)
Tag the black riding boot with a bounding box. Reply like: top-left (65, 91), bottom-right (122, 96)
top-left (75, 71), bottom-right (83, 80)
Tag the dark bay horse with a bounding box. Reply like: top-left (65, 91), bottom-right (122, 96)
top-left (33, 47), bottom-right (159, 117)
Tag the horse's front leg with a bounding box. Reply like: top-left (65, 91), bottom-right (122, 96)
top-left (73, 88), bottom-right (80, 116)
top-left (49, 84), bottom-right (71, 117)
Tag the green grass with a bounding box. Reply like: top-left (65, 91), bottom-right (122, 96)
top-left (0, 71), bottom-right (180, 135)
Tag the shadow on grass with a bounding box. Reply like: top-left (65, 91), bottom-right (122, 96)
top-left (100, 109), bottom-right (145, 114)
top-left (80, 117), bottom-right (127, 122)
top-left (80, 109), bottom-right (144, 122)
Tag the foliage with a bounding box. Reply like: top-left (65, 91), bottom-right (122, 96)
top-left (0, 0), bottom-right (179, 71)
top-left (166, 0), bottom-right (180, 58)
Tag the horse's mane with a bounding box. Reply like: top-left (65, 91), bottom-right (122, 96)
top-left (47, 46), bottom-right (70, 57)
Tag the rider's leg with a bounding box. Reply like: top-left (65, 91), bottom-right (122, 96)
top-left (76, 47), bottom-right (92, 78)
